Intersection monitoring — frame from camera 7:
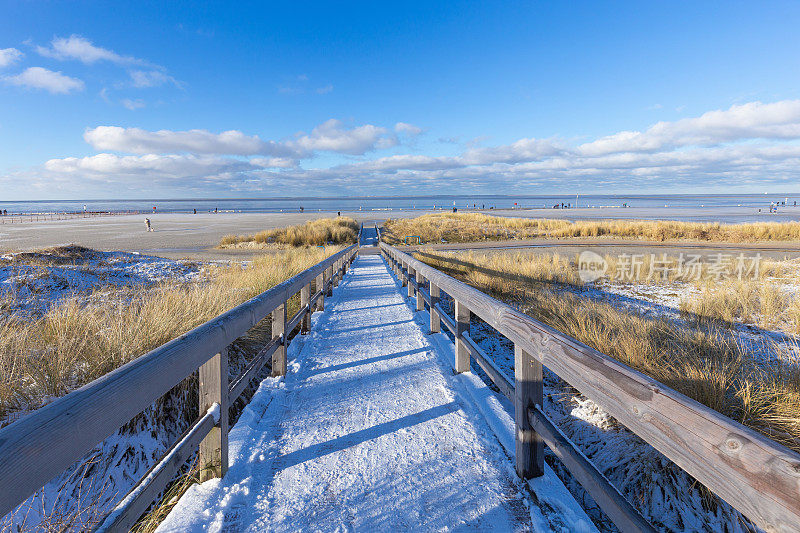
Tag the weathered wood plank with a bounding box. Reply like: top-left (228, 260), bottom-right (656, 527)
top-left (454, 300), bottom-right (470, 374)
top-left (460, 333), bottom-right (514, 401)
top-left (514, 345), bottom-right (543, 479)
top-left (315, 272), bottom-right (325, 311)
top-left (416, 271), bottom-right (425, 311)
top-left (429, 283), bottom-right (441, 334)
top-left (198, 348), bottom-right (228, 481)
top-left (301, 283), bottom-right (311, 333)
top-left (435, 303), bottom-right (457, 335)
top-left (381, 243), bottom-right (800, 532)
top-left (529, 405), bottom-right (656, 533)
top-left (228, 337), bottom-right (280, 403)
top-left (287, 303), bottom-right (309, 334)
top-left (272, 303), bottom-right (287, 377)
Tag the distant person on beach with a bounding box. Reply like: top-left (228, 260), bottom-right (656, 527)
top-left (145, 218), bottom-right (153, 231)
top-left (337, 211), bottom-right (341, 216)
top-left (193, 208), bottom-right (197, 214)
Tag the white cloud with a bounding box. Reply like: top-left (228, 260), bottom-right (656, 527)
top-left (129, 70), bottom-right (179, 88)
top-left (4, 67), bottom-right (84, 94)
top-left (462, 137), bottom-right (564, 164)
top-left (0, 48), bottom-right (23, 68)
top-left (83, 126), bottom-right (296, 157)
top-left (288, 119), bottom-right (396, 155)
top-left (579, 100), bottom-right (800, 156)
top-left (44, 153), bottom-right (256, 178)
top-left (395, 122), bottom-right (423, 136)
top-left (250, 157), bottom-right (297, 168)
top-left (36, 35), bottom-right (146, 65)
top-left (316, 84), bottom-right (334, 94)
top-left (22, 99), bottom-right (800, 195)
top-left (121, 98), bottom-right (146, 110)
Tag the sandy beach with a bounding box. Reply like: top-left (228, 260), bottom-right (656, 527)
top-left (1, 206), bottom-right (798, 260)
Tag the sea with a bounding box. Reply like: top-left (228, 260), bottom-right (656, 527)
top-left (0, 194), bottom-right (798, 215)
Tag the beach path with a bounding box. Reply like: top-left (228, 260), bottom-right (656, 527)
top-left (155, 254), bottom-right (594, 532)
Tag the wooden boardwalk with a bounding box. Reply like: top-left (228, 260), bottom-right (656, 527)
top-left (157, 254), bottom-right (583, 531)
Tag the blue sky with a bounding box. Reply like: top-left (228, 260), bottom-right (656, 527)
top-left (3, 1), bottom-right (800, 199)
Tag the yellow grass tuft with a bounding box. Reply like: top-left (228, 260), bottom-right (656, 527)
top-left (219, 217), bottom-right (359, 247)
top-left (382, 213), bottom-right (800, 244)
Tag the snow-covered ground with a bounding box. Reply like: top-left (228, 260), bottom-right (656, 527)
top-left (0, 246), bottom-right (202, 318)
top-left (158, 255), bottom-right (593, 532)
top-left (0, 247), bottom-right (205, 531)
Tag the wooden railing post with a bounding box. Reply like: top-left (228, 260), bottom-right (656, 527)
top-left (316, 271), bottom-right (325, 311)
top-left (514, 345), bottom-right (544, 478)
top-left (198, 347), bottom-right (229, 481)
top-left (416, 271), bottom-right (425, 311)
top-left (408, 265), bottom-right (415, 298)
top-left (326, 264), bottom-right (334, 296)
top-left (272, 302), bottom-right (287, 376)
top-left (454, 301), bottom-right (470, 373)
top-left (301, 283), bottom-right (311, 333)
top-left (429, 283), bottom-right (440, 333)
top-left (401, 262), bottom-right (408, 287)
top-left (334, 259), bottom-right (341, 287)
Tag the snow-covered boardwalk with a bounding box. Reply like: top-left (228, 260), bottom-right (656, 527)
top-left (158, 254), bottom-right (586, 532)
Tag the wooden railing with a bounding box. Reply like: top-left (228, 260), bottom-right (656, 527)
top-left (380, 242), bottom-right (800, 533)
top-left (0, 245), bottom-right (358, 531)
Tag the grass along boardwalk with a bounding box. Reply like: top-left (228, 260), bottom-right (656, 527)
top-left (156, 254), bottom-right (592, 531)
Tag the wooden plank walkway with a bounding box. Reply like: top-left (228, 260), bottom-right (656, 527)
top-left (157, 255), bottom-right (587, 532)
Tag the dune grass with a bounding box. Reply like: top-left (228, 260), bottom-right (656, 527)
top-left (417, 250), bottom-right (800, 451)
top-left (382, 213), bottom-right (800, 244)
top-left (0, 246), bottom-right (339, 425)
top-left (219, 216), bottom-right (359, 247)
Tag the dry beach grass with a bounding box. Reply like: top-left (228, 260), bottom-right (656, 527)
top-left (219, 216), bottom-right (359, 247)
top-left (0, 246), bottom-right (339, 426)
top-left (417, 249), bottom-right (800, 451)
top-left (382, 213), bottom-right (800, 244)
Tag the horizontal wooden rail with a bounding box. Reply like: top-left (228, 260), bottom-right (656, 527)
top-left (528, 405), bottom-right (655, 533)
top-left (228, 338), bottom-right (281, 404)
top-left (434, 303), bottom-right (457, 334)
top-left (95, 405), bottom-right (220, 532)
top-left (381, 242), bottom-right (800, 532)
top-left (461, 333), bottom-right (514, 402)
top-left (287, 304), bottom-right (310, 334)
top-left (0, 245), bottom-right (357, 519)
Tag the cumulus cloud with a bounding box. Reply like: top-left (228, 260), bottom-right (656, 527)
top-left (579, 100), bottom-right (800, 155)
top-left (83, 126), bottom-right (296, 157)
top-left (0, 48), bottom-right (23, 68)
top-left (395, 122), bottom-right (423, 136)
top-left (4, 67), bottom-right (84, 94)
top-left (316, 84), bottom-right (334, 94)
top-left (288, 119), bottom-right (397, 155)
top-left (44, 153), bottom-right (257, 178)
top-left (36, 35), bottom-right (146, 66)
top-left (19, 99), bottom-right (800, 195)
top-left (83, 120), bottom-right (400, 158)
